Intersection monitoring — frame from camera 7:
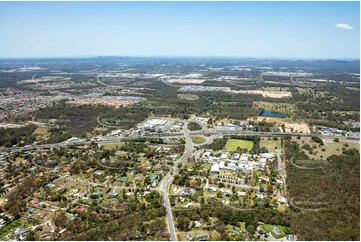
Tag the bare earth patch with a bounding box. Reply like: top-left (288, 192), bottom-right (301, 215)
top-left (252, 116), bottom-right (288, 124)
top-left (166, 79), bottom-right (205, 84)
top-left (67, 98), bottom-right (140, 108)
top-left (231, 90), bottom-right (292, 98)
top-left (282, 122), bottom-right (310, 133)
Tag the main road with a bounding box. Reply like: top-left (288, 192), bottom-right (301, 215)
top-left (0, 127), bottom-right (358, 153)
top-left (158, 120), bottom-right (194, 241)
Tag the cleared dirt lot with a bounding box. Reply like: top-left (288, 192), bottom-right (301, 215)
top-left (166, 78), bottom-right (205, 84)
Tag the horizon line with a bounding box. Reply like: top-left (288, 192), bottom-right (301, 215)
top-left (0, 55), bottom-right (359, 61)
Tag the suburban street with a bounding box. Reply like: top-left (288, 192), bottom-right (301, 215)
top-left (0, 118), bottom-right (358, 241)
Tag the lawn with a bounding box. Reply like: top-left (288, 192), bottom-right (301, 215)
top-left (101, 142), bottom-right (125, 150)
top-left (225, 139), bottom-right (254, 152)
top-left (191, 136), bottom-right (206, 144)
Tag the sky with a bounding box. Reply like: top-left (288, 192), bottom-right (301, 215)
top-left (0, 1), bottom-right (359, 59)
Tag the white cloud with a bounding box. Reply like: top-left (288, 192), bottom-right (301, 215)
top-left (335, 23), bottom-right (353, 30)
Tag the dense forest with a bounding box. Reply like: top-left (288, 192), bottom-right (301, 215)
top-left (285, 141), bottom-right (360, 240)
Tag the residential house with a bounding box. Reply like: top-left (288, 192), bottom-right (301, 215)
top-left (272, 227), bottom-right (282, 237)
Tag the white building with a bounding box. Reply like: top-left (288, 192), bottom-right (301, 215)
top-left (210, 164), bottom-right (220, 174)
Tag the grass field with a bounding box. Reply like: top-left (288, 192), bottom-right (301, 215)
top-left (33, 126), bottom-right (50, 140)
top-left (177, 93), bottom-right (199, 100)
top-left (252, 101), bottom-right (296, 115)
top-left (225, 139), bottom-right (254, 152)
top-left (260, 138), bottom-right (282, 152)
top-left (101, 142), bottom-right (125, 150)
top-left (191, 136), bottom-right (206, 144)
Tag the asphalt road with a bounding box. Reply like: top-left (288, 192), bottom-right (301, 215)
top-left (158, 120), bottom-right (194, 241)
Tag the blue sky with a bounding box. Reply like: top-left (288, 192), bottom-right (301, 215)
top-left (0, 1), bottom-right (359, 59)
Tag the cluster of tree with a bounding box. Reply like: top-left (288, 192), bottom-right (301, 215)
top-left (311, 136), bottom-right (324, 145)
top-left (102, 106), bottom-right (150, 129)
top-left (0, 124), bottom-right (37, 147)
top-left (202, 137), bottom-right (228, 151)
top-left (187, 122), bottom-right (202, 131)
top-left (120, 141), bottom-right (147, 153)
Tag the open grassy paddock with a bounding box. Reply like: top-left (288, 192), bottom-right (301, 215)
top-left (293, 137), bottom-right (359, 160)
top-left (225, 139), bottom-right (254, 152)
top-left (100, 142), bottom-right (125, 150)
